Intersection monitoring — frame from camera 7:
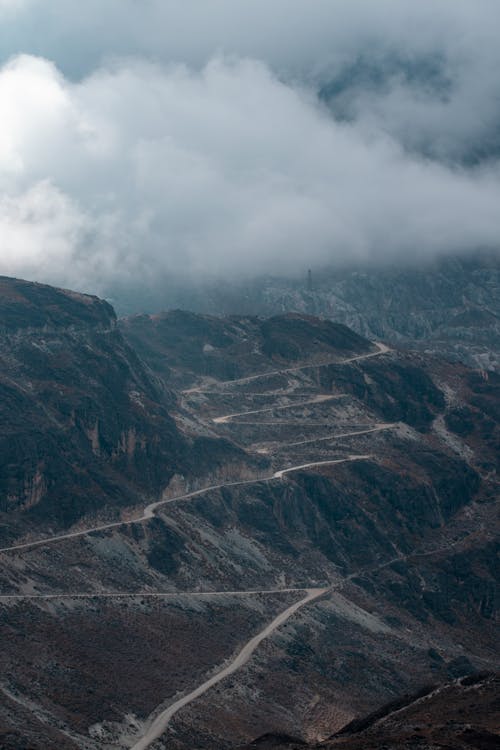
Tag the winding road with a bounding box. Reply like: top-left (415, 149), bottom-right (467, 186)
top-left (123, 343), bottom-right (392, 749)
top-left (0, 338), bottom-right (395, 750)
top-left (5, 333), bottom-right (494, 749)
top-left (0, 341), bottom-right (391, 555)
top-left (0, 456), bottom-right (371, 554)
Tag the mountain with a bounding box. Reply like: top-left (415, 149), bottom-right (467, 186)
top-left (120, 311), bottom-right (373, 389)
top-left (0, 277), bottom-right (244, 545)
top-left (0, 278), bottom-right (498, 750)
top-left (111, 255), bottom-right (500, 371)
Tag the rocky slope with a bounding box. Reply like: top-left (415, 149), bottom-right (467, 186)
top-left (237, 673), bottom-right (500, 750)
top-left (0, 277), bottom-right (244, 545)
top-left (0, 281), bottom-right (498, 750)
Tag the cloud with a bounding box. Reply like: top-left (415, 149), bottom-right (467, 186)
top-left (0, 0), bottom-right (29, 12)
top-left (1, 1), bottom-right (499, 84)
top-left (0, 182), bottom-right (89, 275)
top-left (0, 51), bottom-right (499, 293)
top-left (0, 3), bottom-right (500, 294)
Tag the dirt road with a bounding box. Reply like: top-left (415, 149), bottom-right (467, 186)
top-left (129, 588), bottom-right (328, 750)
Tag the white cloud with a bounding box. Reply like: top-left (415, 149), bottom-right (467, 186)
top-left (1, 2), bottom-right (500, 293)
top-left (0, 52), bottom-right (499, 293)
top-left (0, 0), bottom-right (29, 11)
top-left (1, 0), bottom-right (498, 81)
top-left (0, 181), bottom-right (88, 275)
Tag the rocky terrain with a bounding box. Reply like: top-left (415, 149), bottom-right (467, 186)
top-left (0, 276), bottom-right (498, 749)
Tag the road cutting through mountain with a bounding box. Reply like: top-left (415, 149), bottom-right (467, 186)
top-left (273, 455), bottom-right (372, 479)
top-left (183, 341), bottom-right (390, 393)
top-left (125, 505), bottom-right (478, 750)
top-left (282, 423), bottom-right (397, 448)
top-left (0, 343), bottom-right (391, 555)
top-left (0, 456), bottom-right (371, 554)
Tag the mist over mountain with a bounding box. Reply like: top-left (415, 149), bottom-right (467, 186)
top-left (0, 5), bottom-right (499, 749)
top-left (105, 254), bottom-right (500, 372)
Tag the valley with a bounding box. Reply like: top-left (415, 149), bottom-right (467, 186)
top-left (0, 280), bottom-right (498, 749)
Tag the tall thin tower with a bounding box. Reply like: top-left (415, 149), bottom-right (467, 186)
top-left (307, 268), bottom-right (313, 292)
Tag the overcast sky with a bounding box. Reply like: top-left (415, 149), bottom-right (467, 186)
top-left (1, 1), bottom-right (499, 292)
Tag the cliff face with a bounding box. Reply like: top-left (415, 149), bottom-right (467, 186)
top-left (0, 277), bottom-right (245, 543)
top-left (0, 277), bottom-right (188, 541)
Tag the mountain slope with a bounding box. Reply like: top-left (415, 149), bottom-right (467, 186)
top-left (116, 256), bottom-right (500, 370)
top-left (238, 673), bottom-right (500, 750)
top-left (120, 311), bottom-right (373, 389)
top-left (0, 277), bottom-right (243, 545)
top-left (0, 284), bottom-right (498, 750)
